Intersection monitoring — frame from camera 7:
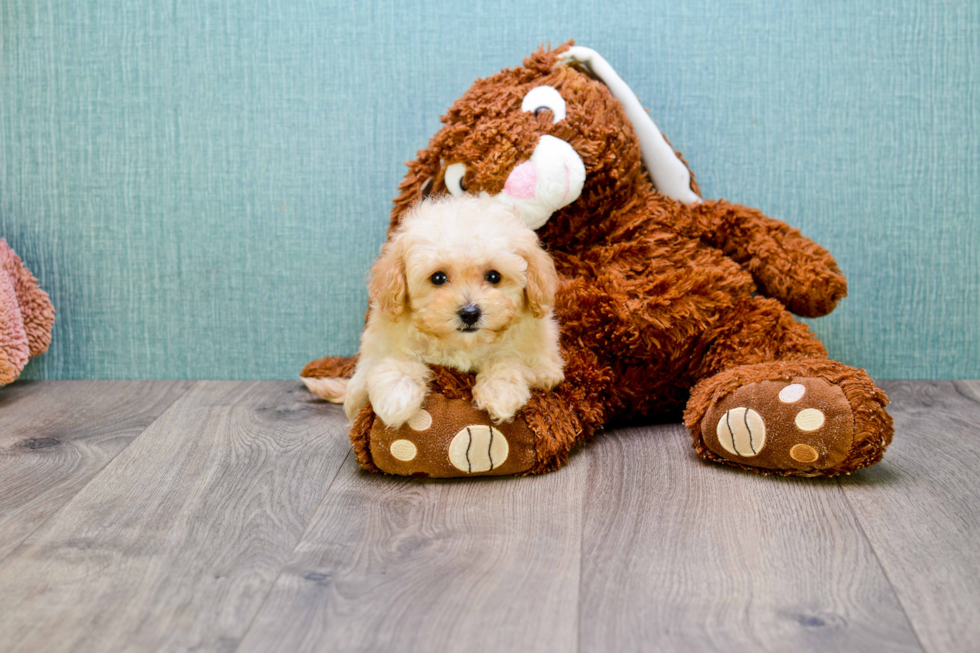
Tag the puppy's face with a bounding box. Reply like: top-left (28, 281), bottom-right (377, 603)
top-left (369, 196), bottom-right (557, 349)
top-left (406, 249), bottom-right (525, 347)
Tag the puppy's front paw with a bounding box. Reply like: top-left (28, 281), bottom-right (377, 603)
top-left (371, 376), bottom-right (427, 429)
top-left (530, 367), bottom-right (564, 390)
top-left (343, 378), bottom-right (369, 422)
top-left (473, 378), bottom-right (532, 424)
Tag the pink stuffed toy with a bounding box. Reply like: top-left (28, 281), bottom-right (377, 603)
top-left (0, 239), bottom-right (55, 385)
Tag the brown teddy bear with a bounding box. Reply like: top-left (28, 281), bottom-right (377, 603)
top-left (302, 42), bottom-right (892, 478)
top-left (0, 239), bottom-right (54, 386)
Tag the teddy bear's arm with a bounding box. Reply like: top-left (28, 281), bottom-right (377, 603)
top-left (685, 199), bottom-right (848, 317)
top-left (554, 255), bottom-right (719, 369)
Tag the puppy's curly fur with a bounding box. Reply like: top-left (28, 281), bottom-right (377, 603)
top-left (343, 196), bottom-right (563, 427)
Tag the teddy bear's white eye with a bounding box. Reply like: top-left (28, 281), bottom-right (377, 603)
top-left (521, 86), bottom-right (566, 123)
top-left (444, 162), bottom-right (467, 196)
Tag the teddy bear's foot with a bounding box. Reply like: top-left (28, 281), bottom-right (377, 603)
top-left (686, 360), bottom-right (892, 477)
top-left (355, 393), bottom-right (539, 478)
top-left (701, 377), bottom-right (854, 473)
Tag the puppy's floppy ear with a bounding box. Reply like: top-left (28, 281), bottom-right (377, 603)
top-left (518, 231), bottom-right (559, 319)
top-left (368, 236), bottom-right (407, 316)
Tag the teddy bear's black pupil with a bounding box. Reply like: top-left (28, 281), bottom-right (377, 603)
top-left (485, 270), bottom-right (501, 284)
top-left (533, 107), bottom-right (550, 117)
top-left (430, 272), bottom-right (448, 286)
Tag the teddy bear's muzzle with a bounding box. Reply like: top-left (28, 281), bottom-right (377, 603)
top-left (488, 135), bottom-right (586, 230)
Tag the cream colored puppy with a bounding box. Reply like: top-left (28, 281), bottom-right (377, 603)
top-left (344, 195), bottom-right (564, 428)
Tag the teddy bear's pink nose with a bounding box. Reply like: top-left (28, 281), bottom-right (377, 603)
top-left (504, 161), bottom-right (537, 200)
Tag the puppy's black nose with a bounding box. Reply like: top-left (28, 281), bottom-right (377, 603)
top-left (458, 305), bottom-right (481, 326)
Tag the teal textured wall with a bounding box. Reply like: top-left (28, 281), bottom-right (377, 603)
top-left (1, 0), bottom-right (977, 381)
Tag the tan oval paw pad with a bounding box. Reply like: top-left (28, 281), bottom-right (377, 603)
top-left (389, 439), bottom-right (418, 461)
top-left (795, 408), bottom-right (825, 431)
top-left (407, 409), bottom-right (433, 431)
top-left (790, 443), bottom-right (819, 463)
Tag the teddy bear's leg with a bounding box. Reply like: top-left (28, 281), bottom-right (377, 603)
top-left (348, 352), bottom-right (603, 478)
top-left (300, 355), bottom-right (357, 402)
top-left (684, 296), bottom-right (892, 476)
top-left (302, 351), bottom-right (595, 477)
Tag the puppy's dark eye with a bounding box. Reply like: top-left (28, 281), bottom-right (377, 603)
top-left (430, 271), bottom-right (448, 286)
top-left (485, 270), bottom-right (501, 284)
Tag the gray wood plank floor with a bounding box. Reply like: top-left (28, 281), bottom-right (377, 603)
top-left (0, 380), bottom-right (193, 563)
top-left (0, 380), bottom-right (977, 653)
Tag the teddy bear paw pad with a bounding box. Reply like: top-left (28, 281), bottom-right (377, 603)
top-left (715, 407), bottom-right (766, 457)
top-left (448, 426), bottom-right (509, 473)
top-left (702, 378), bottom-right (853, 472)
top-left (367, 393), bottom-right (536, 477)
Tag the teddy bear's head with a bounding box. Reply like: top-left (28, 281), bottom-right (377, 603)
top-left (388, 42), bottom-right (699, 249)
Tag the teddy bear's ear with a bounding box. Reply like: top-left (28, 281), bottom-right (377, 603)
top-left (558, 46), bottom-right (701, 204)
top-left (388, 151), bottom-right (442, 237)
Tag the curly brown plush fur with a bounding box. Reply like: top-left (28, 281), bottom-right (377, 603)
top-left (304, 42), bottom-right (891, 478)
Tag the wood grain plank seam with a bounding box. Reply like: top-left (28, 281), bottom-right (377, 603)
top-left (232, 448), bottom-right (354, 652)
top-left (951, 381), bottom-right (980, 407)
top-left (0, 381), bottom-right (198, 567)
top-left (836, 478), bottom-right (928, 653)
